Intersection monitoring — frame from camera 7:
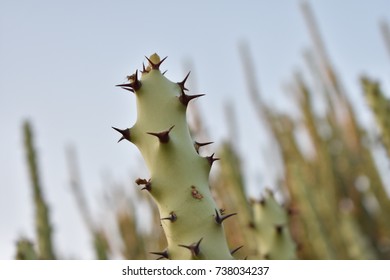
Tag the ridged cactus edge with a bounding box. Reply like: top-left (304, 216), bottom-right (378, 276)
top-left (113, 53), bottom-right (235, 260)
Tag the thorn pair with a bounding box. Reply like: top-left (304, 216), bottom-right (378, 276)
top-left (147, 125), bottom-right (174, 143)
top-left (206, 153), bottom-right (220, 166)
top-left (179, 238), bottom-right (203, 257)
top-left (214, 209), bottom-right (237, 224)
top-left (115, 70), bottom-right (141, 92)
top-left (150, 249), bottom-right (169, 260)
top-left (145, 56), bottom-right (168, 70)
top-left (112, 127), bottom-right (131, 142)
top-left (194, 141), bottom-right (213, 154)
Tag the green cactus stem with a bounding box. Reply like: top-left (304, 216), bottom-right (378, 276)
top-left (23, 121), bottom-right (56, 259)
top-left (251, 190), bottom-right (296, 259)
top-left (113, 54), bottom-right (234, 259)
top-left (15, 238), bottom-right (38, 260)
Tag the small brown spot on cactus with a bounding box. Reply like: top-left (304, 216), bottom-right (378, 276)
top-left (230, 245), bottom-right (243, 255)
top-left (275, 224), bottom-right (284, 234)
top-left (194, 141), bottom-right (213, 154)
top-left (135, 178), bottom-right (151, 191)
top-left (205, 153), bottom-right (220, 166)
top-left (178, 237), bottom-right (203, 257)
top-left (191, 186), bottom-right (203, 200)
top-left (147, 125), bottom-right (175, 143)
top-left (177, 71), bottom-right (191, 92)
top-left (112, 127), bottom-right (131, 142)
top-left (259, 198), bottom-right (266, 206)
top-left (219, 208), bottom-right (225, 215)
top-left (178, 93), bottom-right (205, 107)
top-left (214, 209), bottom-right (237, 224)
top-left (150, 249), bottom-right (169, 260)
top-left (145, 55), bottom-right (167, 70)
top-left (248, 221), bottom-right (255, 229)
top-left (161, 211), bottom-right (177, 222)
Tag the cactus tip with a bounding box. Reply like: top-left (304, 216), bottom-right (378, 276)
top-left (145, 55), bottom-right (167, 70)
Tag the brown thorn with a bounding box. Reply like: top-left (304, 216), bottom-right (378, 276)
top-left (178, 238), bottom-right (203, 257)
top-left (230, 245), bottom-right (243, 255)
top-left (161, 211), bottom-right (177, 222)
top-left (145, 55), bottom-right (168, 70)
top-left (194, 141), bottom-right (213, 153)
top-left (147, 125), bottom-right (174, 143)
top-left (115, 83), bottom-right (133, 87)
top-left (112, 127), bottom-right (131, 142)
top-left (259, 198), bottom-right (266, 206)
top-left (179, 93), bottom-right (205, 107)
top-left (248, 221), bottom-right (255, 229)
top-left (117, 70), bottom-right (141, 91)
top-left (129, 70), bottom-right (142, 90)
top-left (177, 71), bottom-right (191, 91)
top-left (206, 153), bottom-right (220, 166)
top-left (150, 249), bottom-right (169, 260)
top-left (214, 209), bottom-right (237, 224)
top-left (135, 178), bottom-right (151, 191)
top-left (275, 224), bottom-right (284, 234)
top-left (121, 87), bottom-right (135, 93)
top-left (141, 63), bottom-right (149, 74)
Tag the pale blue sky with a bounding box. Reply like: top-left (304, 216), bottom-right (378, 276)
top-left (1, 0), bottom-right (389, 259)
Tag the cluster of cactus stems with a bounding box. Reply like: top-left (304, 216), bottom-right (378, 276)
top-left (15, 2), bottom-right (390, 260)
top-left (113, 54), bottom-right (235, 260)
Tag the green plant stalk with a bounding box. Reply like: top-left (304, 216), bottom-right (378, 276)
top-left (251, 190), bottom-right (296, 259)
top-left (23, 121), bottom-right (56, 259)
top-left (113, 54), bottom-right (233, 259)
top-left (15, 238), bottom-right (38, 260)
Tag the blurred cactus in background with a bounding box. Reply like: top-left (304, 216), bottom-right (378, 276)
top-left (20, 121), bottom-right (56, 259)
top-left (15, 2), bottom-right (390, 260)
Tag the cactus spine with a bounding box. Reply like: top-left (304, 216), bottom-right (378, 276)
top-left (113, 54), bottom-right (234, 259)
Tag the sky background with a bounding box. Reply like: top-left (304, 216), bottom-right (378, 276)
top-left (1, 0), bottom-right (390, 259)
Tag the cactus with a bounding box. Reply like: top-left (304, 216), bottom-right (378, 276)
top-left (15, 238), bottom-right (38, 260)
top-left (361, 77), bottom-right (390, 157)
top-left (23, 121), bottom-right (56, 259)
top-left (113, 54), bottom-right (234, 260)
top-left (250, 190), bottom-right (296, 259)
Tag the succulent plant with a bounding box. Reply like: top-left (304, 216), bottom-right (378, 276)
top-left (113, 54), bottom-right (234, 259)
